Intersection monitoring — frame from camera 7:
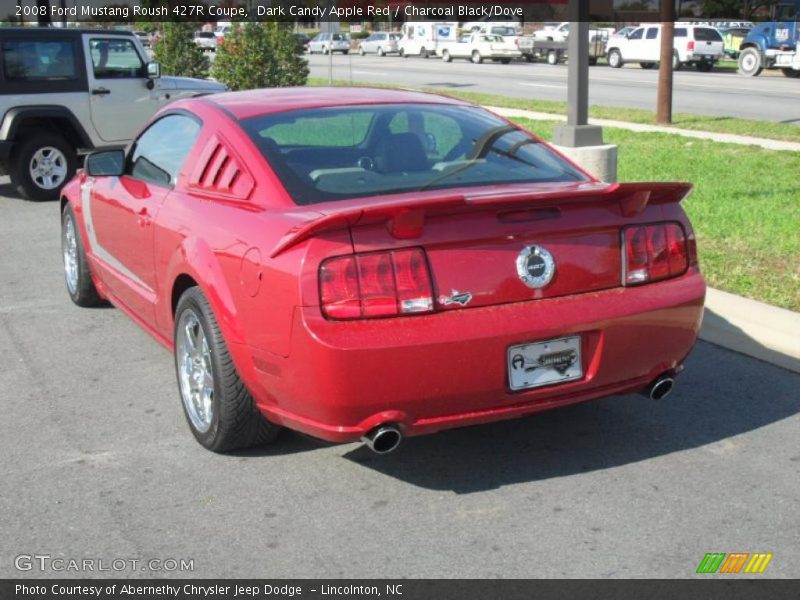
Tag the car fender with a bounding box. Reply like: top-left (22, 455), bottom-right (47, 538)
top-left (0, 105), bottom-right (93, 147)
top-left (161, 234), bottom-right (246, 349)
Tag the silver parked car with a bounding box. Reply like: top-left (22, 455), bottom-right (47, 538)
top-left (308, 33), bottom-right (350, 55)
top-left (357, 32), bottom-right (401, 56)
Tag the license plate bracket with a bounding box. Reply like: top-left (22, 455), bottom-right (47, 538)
top-left (507, 336), bottom-right (583, 391)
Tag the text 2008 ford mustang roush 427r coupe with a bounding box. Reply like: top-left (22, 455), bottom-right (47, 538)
top-left (60, 87), bottom-right (705, 454)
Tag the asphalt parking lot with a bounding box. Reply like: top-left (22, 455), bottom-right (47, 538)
top-left (1, 177), bottom-right (799, 578)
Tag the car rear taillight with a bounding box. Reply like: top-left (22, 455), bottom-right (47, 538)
top-left (687, 40), bottom-right (695, 50)
top-left (320, 248), bottom-right (434, 319)
top-left (622, 223), bottom-right (689, 286)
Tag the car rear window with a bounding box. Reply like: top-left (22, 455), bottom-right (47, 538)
top-left (2, 39), bottom-right (78, 80)
top-left (694, 28), bottom-right (723, 41)
top-left (242, 104), bottom-right (588, 205)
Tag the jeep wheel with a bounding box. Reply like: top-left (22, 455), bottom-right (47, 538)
top-left (737, 47), bottom-right (762, 76)
top-left (174, 287), bottom-right (282, 452)
top-left (11, 133), bottom-right (76, 201)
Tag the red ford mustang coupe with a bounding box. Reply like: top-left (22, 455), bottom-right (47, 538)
top-left (60, 87), bottom-right (705, 453)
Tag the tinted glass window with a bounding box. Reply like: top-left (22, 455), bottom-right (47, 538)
top-left (674, 28), bottom-right (687, 37)
top-left (646, 28), bottom-right (658, 39)
top-left (628, 28), bottom-right (644, 40)
top-left (90, 38), bottom-right (144, 78)
top-left (2, 39), bottom-right (78, 80)
top-left (128, 115), bottom-right (201, 187)
top-left (694, 28), bottom-right (723, 41)
top-left (242, 104), bottom-right (588, 205)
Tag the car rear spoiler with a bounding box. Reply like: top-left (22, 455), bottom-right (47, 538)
top-left (269, 181), bottom-right (692, 258)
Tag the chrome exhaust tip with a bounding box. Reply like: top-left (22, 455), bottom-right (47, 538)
top-left (646, 375), bottom-right (675, 401)
top-left (362, 425), bottom-right (402, 454)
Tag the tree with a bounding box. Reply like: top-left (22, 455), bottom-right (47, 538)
top-left (153, 22), bottom-right (209, 79)
top-left (211, 22), bottom-right (309, 91)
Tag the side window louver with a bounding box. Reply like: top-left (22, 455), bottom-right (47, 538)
top-left (189, 134), bottom-right (254, 199)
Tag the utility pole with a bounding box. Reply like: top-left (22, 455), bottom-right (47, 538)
top-left (656, 0), bottom-right (675, 125)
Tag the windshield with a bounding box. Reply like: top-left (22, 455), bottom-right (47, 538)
top-left (241, 104), bottom-right (588, 205)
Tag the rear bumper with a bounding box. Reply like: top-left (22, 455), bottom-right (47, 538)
top-left (248, 269), bottom-right (705, 443)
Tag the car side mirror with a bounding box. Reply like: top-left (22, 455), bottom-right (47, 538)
top-left (85, 149), bottom-right (125, 177)
top-left (147, 61), bottom-right (161, 79)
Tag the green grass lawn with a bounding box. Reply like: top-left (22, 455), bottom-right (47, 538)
top-left (308, 78), bottom-right (800, 144)
top-left (513, 118), bottom-right (800, 311)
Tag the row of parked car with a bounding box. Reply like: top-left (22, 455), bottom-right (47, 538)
top-left (306, 21), bottom-right (765, 74)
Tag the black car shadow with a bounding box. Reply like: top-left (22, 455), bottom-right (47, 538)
top-left (338, 339), bottom-right (799, 493)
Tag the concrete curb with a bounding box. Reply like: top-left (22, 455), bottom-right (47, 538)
top-left (487, 106), bottom-right (800, 152)
top-left (701, 288), bottom-right (800, 373)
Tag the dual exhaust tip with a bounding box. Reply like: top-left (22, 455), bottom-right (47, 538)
top-left (362, 376), bottom-right (676, 454)
top-left (362, 424), bottom-right (402, 454)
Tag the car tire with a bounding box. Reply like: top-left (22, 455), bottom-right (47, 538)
top-left (607, 49), bottom-right (623, 68)
top-left (547, 50), bottom-right (558, 65)
top-left (11, 132), bottom-right (76, 201)
top-left (399, 48), bottom-right (406, 58)
top-left (342, 50), bottom-right (349, 55)
top-left (471, 50), bottom-right (483, 64)
top-left (639, 62), bottom-right (656, 69)
top-left (588, 57), bottom-right (598, 66)
top-left (358, 45), bottom-right (365, 56)
top-left (780, 68), bottom-right (800, 78)
top-left (174, 287), bottom-right (281, 452)
top-left (322, 46), bottom-right (329, 55)
top-left (442, 49), bottom-right (452, 62)
top-left (695, 60), bottom-right (713, 72)
top-left (737, 47), bottom-right (762, 76)
top-left (524, 54), bottom-right (534, 63)
top-left (500, 58), bottom-right (511, 64)
top-left (61, 203), bottom-right (103, 308)
top-left (377, 47), bottom-right (384, 57)
top-left (420, 47), bottom-right (428, 58)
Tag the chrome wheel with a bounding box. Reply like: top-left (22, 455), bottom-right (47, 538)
top-left (177, 309), bottom-right (215, 433)
top-left (62, 213), bottom-right (79, 295)
top-left (29, 146), bottom-right (68, 190)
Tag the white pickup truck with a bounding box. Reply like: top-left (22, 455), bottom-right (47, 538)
top-left (437, 33), bottom-right (521, 64)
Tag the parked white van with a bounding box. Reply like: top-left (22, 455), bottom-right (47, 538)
top-left (606, 24), bottom-right (724, 71)
top-left (399, 22), bottom-right (458, 58)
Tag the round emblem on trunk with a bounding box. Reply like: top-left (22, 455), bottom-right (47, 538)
top-left (516, 245), bottom-right (555, 289)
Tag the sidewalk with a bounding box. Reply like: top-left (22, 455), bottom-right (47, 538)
top-left (701, 288), bottom-right (800, 373)
top-left (487, 106), bottom-right (800, 152)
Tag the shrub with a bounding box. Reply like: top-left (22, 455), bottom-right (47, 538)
top-left (153, 22), bottom-right (209, 79)
top-left (211, 23), bottom-right (309, 91)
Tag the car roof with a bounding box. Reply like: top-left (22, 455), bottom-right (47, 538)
top-left (0, 27), bottom-right (134, 37)
top-left (203, 86), bottom-right (472, 121)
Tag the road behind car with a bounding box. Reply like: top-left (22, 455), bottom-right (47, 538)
top-left (1, 180), bottom-right (798, 578)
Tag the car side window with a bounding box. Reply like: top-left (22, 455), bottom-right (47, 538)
top-left (127, 114), bottom-right (201, 187)
top-left (2, 39), bottom-right (78, 80)
top-left (628, 28), bottom-right (644, 40)
top-left (646, 28), bottom-right (658, 39)
top-left (674, 28), bottom-right (687, 38)
top-left (90, 38), bottom-right (144, 78)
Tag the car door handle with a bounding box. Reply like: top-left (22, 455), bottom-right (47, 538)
top-left (91, 88), bottom-right (111, 96)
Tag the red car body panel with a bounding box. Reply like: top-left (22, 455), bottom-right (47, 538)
top-left (62, 87), bottom-right (705, 445)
